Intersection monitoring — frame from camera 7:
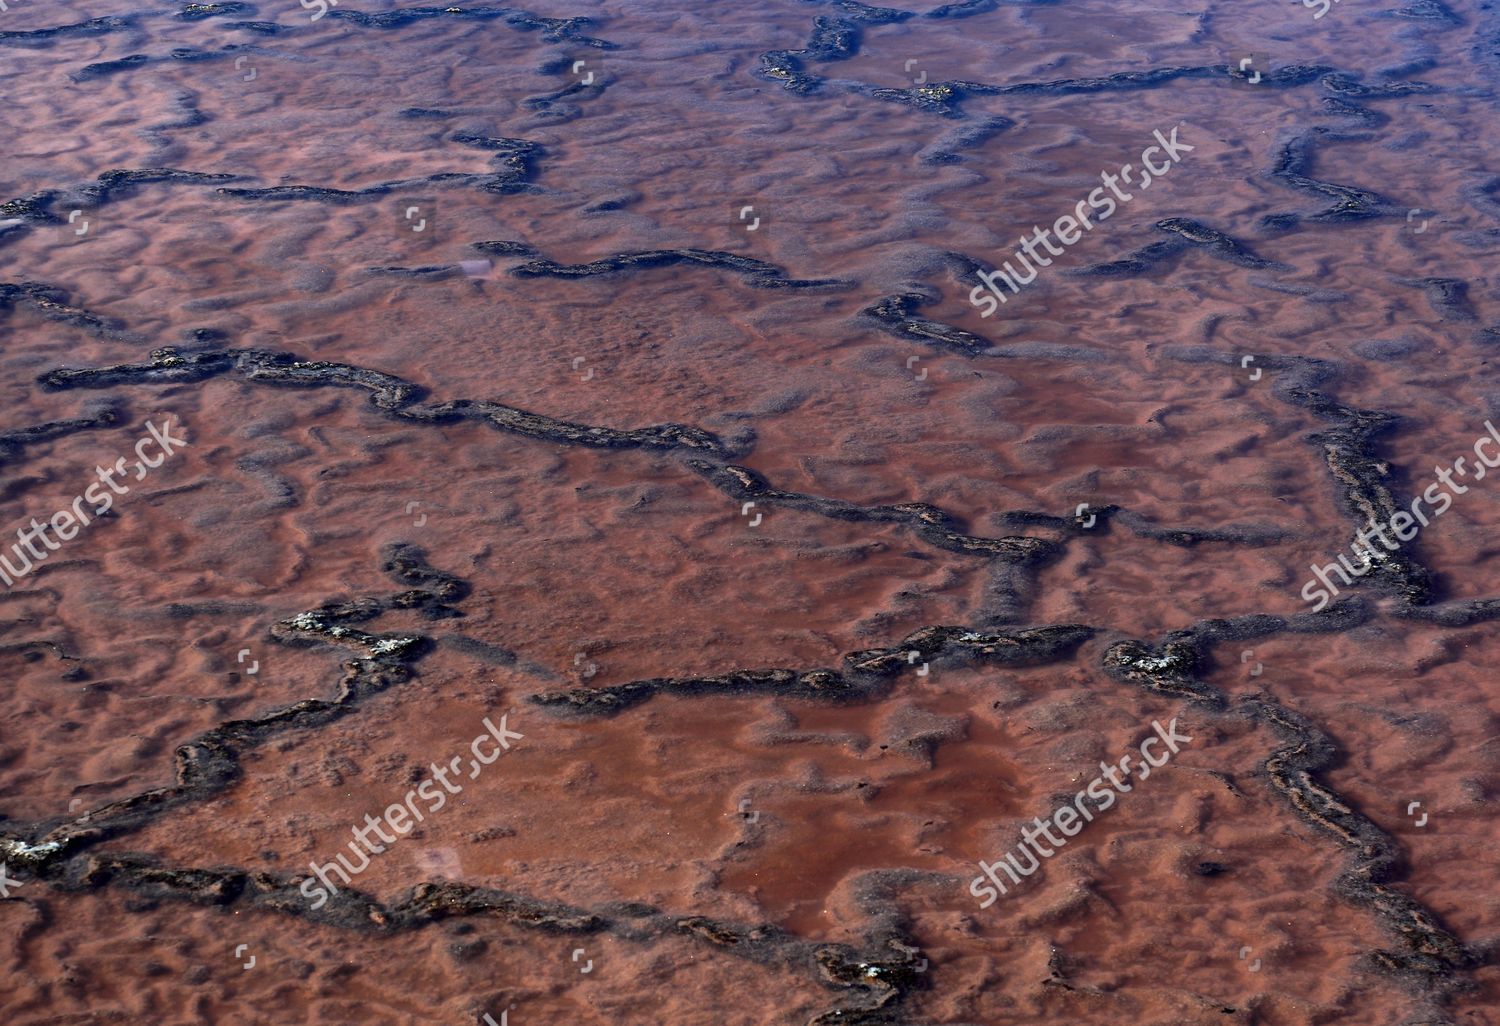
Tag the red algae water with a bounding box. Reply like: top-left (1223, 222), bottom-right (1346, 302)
top-left (1, 1), bottom-right (1499, 1024)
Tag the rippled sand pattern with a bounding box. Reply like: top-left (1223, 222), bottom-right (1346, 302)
top-left (2, 0), bottom-right (1500, 1024)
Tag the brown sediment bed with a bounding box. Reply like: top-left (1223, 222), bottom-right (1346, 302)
top-left (0, 544), bottom-right (923, 1025)
top-left (33, 854), bottom-right (923, 1025)
top-left (474, 241), bottom-right (852, 290)
top-left (529, 624), bottom-right (1094, 718)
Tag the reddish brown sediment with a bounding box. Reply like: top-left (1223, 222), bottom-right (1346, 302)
top-left (3, 0), bottom-right (1500, 1024)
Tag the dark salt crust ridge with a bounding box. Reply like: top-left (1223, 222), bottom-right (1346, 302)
top-left (1396, 276), bottom-right (1477, 322)
top-left (1262, 129), bottom-right (1396, 229)
top-left (1102, 637), bottom-right (1475, 992)
top-left (528, 624), bottom-right (1095, 717)
top-left (37, 347), bottom-right (728, 456)
top-left (218, 137), bottom-right (543, 203)
top-left (38, 347), bottom-right (1072, 568)
top-left (473, 241), bottom-right (852, 290)
top-left (330, 5), bottom-right (617, 49)
top-left (73, 45), bottom-right (263, 81)
top-left (1161, 348), bottom-right (1435, 606)
top-left (9, 358), bottom-right (1491, 1012)
top-left (176, 3), bottom-right (253, 20)
top-left (0, 402), bottom-right (123, 464)
top-left (0, 544), bottom-right (453, 859)
top-left (2, 169), bottom-right (238, 229)
top-left (1071, 218), bottom-right (1289, 279)
top-left (0, 282), bottom-right (121, 334)
top-left (0, 16), bottom-right (133, 44)
top-left (862, 292), bottom-right (992, 355)
top-left (682, 459), bottom-right (1060, 562)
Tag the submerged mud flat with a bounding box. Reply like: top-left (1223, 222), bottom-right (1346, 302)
top-left (2, 0), bottom-right (1500, 1024)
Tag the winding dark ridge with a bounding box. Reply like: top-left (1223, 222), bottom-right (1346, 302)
top-left (1072, 218), bottom-right (1289, 278)
top-left (218, 136), bottom-right (544, 203)
top-left (473, 241), bottom-right (852, 290)
top-left (38, 347), bottom-right (730, 456)
top-left (36, 347), bottom-right (1077, 569)
top-left (862, 291), bottom-right (992, 355)
top-left (529, 624), bottom-right (1096, 717)
top-left (0, 282), bottom-right (121, 334)
top-left (330, 5), bottom-right (618, 49)
top-left (0, 546), bottom-right (926, 1026)
top-left (0, 16), bottom-right (134, 44)
top-left (1103, 636), bottom-right (1475, 994)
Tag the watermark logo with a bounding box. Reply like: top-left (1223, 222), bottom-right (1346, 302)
top-left (0, 863), bottom-right (24, 897)
top-left (970, 718), bottom-right (1192, 907)
top-left (300, 0), bottom-right (338, 21)
top-left (1301, 420), bottom-right (1500, 610)
top-left (970, 125), bottom-right (1192, 315)
top-left (400, 200), bottom-right (436, 237)
top-left (0, 419), bottom-right (188, 588)
top-left (300, 714), bottom-right (523, 909)
top-left (67, 209), bottom-right (93, 240)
